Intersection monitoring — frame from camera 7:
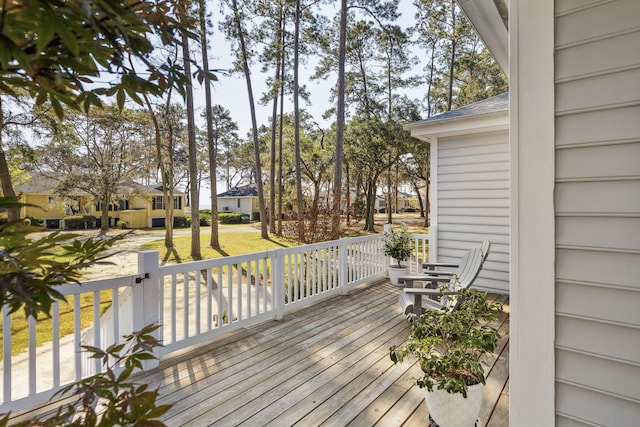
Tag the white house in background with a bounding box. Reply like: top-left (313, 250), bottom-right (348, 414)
top-left (216, 186), bottom-right (260, 217)
top-left (455, 0), bottom-right (640, 425)
top-left (405, 93), bottom-right (509, 294)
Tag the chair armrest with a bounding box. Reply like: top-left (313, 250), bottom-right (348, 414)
top-left (419, 270), bottom-right (456, 277)
top-left (403, 288), bottom-right (458, 296)
top-left (398, 275), bottom-right (452, 287)
top-left (422, 262), bottom-right (458, 269)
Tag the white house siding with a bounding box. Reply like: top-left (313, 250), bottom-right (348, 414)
top-left (436, 130), bottom-right (510, 293)
top-left (554, 0), bottom-right (640, 424)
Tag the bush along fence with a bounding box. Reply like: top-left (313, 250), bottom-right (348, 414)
top-left (0, 233), bottom-right (429, 414)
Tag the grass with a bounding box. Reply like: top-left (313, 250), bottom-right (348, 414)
top-left (142, 231), bottom-right (292, 263)
top-left (0, 290), bottom-right (112, 359)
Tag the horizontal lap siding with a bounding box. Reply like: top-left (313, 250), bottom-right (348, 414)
top-left (555, 0), bottom-right (640, 424)
top-left (436, 131), bottom-right (509, 293)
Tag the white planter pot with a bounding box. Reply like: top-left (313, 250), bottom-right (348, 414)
top-left (388, 265), bottom-right (410, 286)
top-left (424, 383), bottom-right (484, 427)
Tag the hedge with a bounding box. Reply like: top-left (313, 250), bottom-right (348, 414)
top-left (173, 216), bottom-right (191, 228)
top-left (218, 212), bottom-right (243, 224)
top-left (64, 215), bottom-right (97, 230)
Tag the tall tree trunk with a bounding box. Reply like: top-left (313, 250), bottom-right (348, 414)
top-left (364, 177), bottom-right (378, 232)
top-left (142, 92), bottom-right (174, 248)
top-left (198, 0), bottom-right (220, 250)
top-left (386, 40), bottom-right (393, 225)
top-left (427, 41), bottom-right (436, 118)
top-left (231, 0), bottom-right (268, 239)
top-left (268, 4), bottom-right (284, 235)
top-left (181, 28), bottom-right (201, 259)
top-left (345, 161), bottom-right (351, 226)
top-left (293, 0), bottom-right (305, 243)
top-left (0, 99), bottom-right (19, 220)
top-left (447, 0), bottom-right (457, 112)
top-left (277, 28), bottom-right (286, 236)
top-left (331, 0), bottom-right (348, 240)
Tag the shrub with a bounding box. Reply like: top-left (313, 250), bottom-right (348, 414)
top-left (173, 216), bottom-right (191, 228)
top-left (252, 212), bottom-right (260, 221)
top-left (27, 216), bottom-right (44, 226)
top-left (119, 221), bottom-right (128, 229)
top-left (218, 212), bottom-right (243, 224)
top-left (64, 215), bottom-right (97, 230)
top-left (199, 210), bottom-right (212, 226)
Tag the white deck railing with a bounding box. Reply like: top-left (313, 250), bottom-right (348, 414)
top-left (0, 233), bottom-right (429, 413)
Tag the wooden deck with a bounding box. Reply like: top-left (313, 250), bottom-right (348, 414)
top-left (145, 279), bottom-right (510, 426)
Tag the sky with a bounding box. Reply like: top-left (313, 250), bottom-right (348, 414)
top-left (197, 1), bottom-right (421, 135)
top-left (194, 1), bottom-right (422, 208)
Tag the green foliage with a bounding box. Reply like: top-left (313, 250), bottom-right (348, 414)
top-left (218, 212), bottom-right (244, 224)
top-left (383, 223), bottom-right (412, 267)
top-left (64, 215), bottom-right (97, 230)
top-left (198, 210), bottom-right (211, 226)
top-left (173, 216), bottom-right (191, 228)
top-left (0, 197), bottom-right (122, 319)
top-left (27, 216), bottom-right (44, 226)
top-left (0, 0), bottom-right (193, 116)
top-left (389, 289), bottom-right (502, 397)
top-left (23, 324), bottom-right (171, 426)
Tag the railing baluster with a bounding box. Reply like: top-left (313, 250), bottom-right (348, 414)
top-left (52, 302), bottom-right (60, 389)
top-left (171, 274), bottom-right (177, 343)
top-left (28, 316), bottom-right (36, 396)
top-left (195, 269), bottom-right (201, 336)
top-left (237, 262), bottom-right (242, 321)
top-left (112, 289), bottom-right (119, 346)
top-left (183, 272), bottom-right (189, 339)
top-left (217, 267), bottom-right (223, 328)
top-left (93, 291), bottom-right (101, 374)
top-left (228, 263), bottom-right (234, 322)
top-left (3, 305), bottom-right (11, 403)
top-left (247, 261), bottom-right (252, 319)
top-left (207, 268), bottom-right (212, 332)
top-left (74, 295), bottom-right (81, 381)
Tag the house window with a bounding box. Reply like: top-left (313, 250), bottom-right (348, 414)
top-left (237, 198), bottom-right (241, 208)
top-left (152, 196), bottom-right (164, 210)
top-left (173, 196), bottom-right (182, 210)
top-left (48, 196), bottom-right (56, 204)
top-left (118, 199), bottom-right (129, 210)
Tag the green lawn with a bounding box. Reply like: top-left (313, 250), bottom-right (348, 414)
top-left (141, 231), bottom-right (292, 263)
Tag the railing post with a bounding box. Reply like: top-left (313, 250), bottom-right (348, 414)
top-left (339, 239), bottom-right (348, 295)
top-left (134, 250), bottom-right (160, 370)
top-left (273, 249), bottom-right (285, 320)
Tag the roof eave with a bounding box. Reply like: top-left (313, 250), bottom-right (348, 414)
top-left (404, 109), bottom-right (509, 142)
top-left (457, 0), bottom-right (509, 74)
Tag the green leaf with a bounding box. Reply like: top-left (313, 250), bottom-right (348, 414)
top-left (37, 9), bottom-right (56, 52)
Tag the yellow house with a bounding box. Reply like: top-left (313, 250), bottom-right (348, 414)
top-left (12, 177), bottom-right (185, 229)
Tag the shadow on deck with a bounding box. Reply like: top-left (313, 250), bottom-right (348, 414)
top-left (147, 279), bottom-right (510, 426)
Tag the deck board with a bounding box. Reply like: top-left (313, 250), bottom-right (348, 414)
top-left (11, 280), bottom-right (509, 426)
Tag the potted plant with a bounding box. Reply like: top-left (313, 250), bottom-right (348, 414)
top-left (389, 288), bottom-right (503, 426)
top-left (383, 222), bottom-right (412, 285)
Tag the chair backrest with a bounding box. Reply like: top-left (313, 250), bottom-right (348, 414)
top-left (443, 248), bottom-right (483, 310)
top-left (480, 240), bottom-right (491, 263)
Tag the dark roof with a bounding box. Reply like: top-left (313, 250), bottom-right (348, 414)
top-left (411, 92), bottom-right (509, 125)
top-left (218, 186), bottom-right (259, 197)
top-left (15, 173), bottom-right (183, 196)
